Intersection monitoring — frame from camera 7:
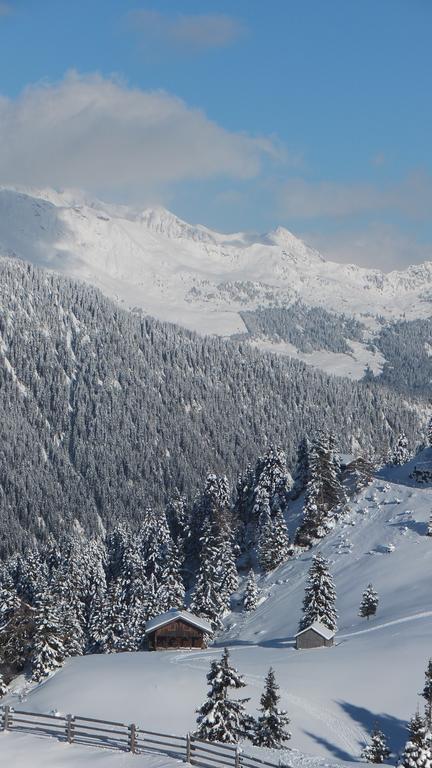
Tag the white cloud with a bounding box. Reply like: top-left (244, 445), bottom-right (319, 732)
top-left (0, 72), bottom-right (277, 197)
top-left (303, 224), bottom-right (432, 271)
top-left (279, 172), bottom-right (432, 220)
top-left (128, 10), bottom-right (246, 51)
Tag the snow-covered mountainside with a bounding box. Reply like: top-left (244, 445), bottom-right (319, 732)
top-left (2, 187), bottom-right (432, 344)
top-left (4, 451), bottom-right (432, 767)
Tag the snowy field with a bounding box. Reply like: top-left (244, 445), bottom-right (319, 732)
top-left (2, 452), bottom-right (432, 767)
top-left (0, 731), bottom-right (180, 768)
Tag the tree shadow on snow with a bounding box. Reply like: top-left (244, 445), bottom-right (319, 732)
top-left (389, 519), bottom-right (428, 537)
top-left (302, 730), bottom-right (358, 762)
top-left (338, 701), bottom-right (408, 756)
top-left (303, 702), bottom-right (408, 763)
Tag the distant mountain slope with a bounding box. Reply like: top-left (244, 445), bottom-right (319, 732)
top-left (1, 187), bottom-right (432, 341)
top-left (0, 256), bottom-right (423, 555)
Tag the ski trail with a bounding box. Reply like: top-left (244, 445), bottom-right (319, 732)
top-left (338, 610), bottom-right (432, 639)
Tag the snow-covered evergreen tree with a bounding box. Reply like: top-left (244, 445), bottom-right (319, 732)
top-left (427, 516), bottom-right (432, 538)
top-left (99, 578), bottom-right (127, 653)
top-left (299, 554), bottom-right (338, 631)
top-left (190, 521), bottom-right (227, 631)
top-left (359, 585), bottom-right (379, 621)
top-left (427, 417), bottom-right (432, 448)
top-left (0, 673), bottom-right (8, 698)
top-left (292, 437), bottom-right (311, 500)
top-left (253, 667), bottom-right (291, 748)
top-left (257, 501), bottom-right (275, 572)
top-left (257, 500), bottom-right (290, 572)
top-left (243, 570), bottom-right (258, 612)
top-left (295, 433), bottom-right (346, 547)
top-left (31, 589), bottom-right (66, 681)
top-left (422, 659), bottom-right (432, 725)
top-left (399, 713), bottom-right (432, 768)
top-left (391, 432), bottom-right (410, 466)
top-left (194, 648), bottom-right (250, 743)
top-left (361, 727), bottom-right (390, 763)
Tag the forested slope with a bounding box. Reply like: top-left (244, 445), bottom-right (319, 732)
top-left (0, 256), bottom-right (424, 554)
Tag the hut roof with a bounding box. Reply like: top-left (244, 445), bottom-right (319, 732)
top-left (145, 609), bottom-right (213, 635)
top-left (294, 621), bottom-right (336, 640)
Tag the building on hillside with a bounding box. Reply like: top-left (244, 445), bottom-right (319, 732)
top-left (337, 453), bottom-right (374, 490)
top-left (295, 621), bottom-right (335, 650)
top-left (145, 609), bottom-right (213, 651)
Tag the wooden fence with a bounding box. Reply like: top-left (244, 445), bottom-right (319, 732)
top-left (0, 705), bottom-right (288, 768)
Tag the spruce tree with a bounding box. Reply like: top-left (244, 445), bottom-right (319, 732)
top-left (0, 673), bottom-right (8, 698)
top-left (257, 501), bottom-right (275, 572)
top-left (31, 589), bottom-right (66, 681)
top-left (299, 554), bottom-right (338, 631)
top-left (359, 585), bottom-right (379, 621)
top-left (190, 520), bottom-right (229, 630)
top-left (422, 659), bottom-right (432, 726)
top-left (99, 578), bottom-right (127, 653)
top-left (399, 713), bottom-right (432, 768)
top-left (391, 432), bottom-right (410, 466)
top-left (194, 648), bottom-right (250, 743)
top-left (253, 667), bottom-right (291, 748)
top-left (243, 570), bottom-right (258, 612)
top-left (257, 502), bottom-right (290, 572)
top-left (295, 433), bottom-right (346, 547)
top-left (291, 437), bottom-right (311, 500)
top-left (361, 727), bottom-right (390, 763)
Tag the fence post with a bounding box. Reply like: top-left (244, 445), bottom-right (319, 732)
top-left (128, 723), bottom-right (137, 754)
top-left (235, 744), bottom-right (241, 768)
top-left (2, 706), bottom-right (12, 731)
top-left (186, 732), bottom-right (192, 763)
top-left (65, 714), bottom-right (75, 744)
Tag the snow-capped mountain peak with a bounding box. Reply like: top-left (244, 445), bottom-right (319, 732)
top-left (1, 185), bottom-right (432, 348)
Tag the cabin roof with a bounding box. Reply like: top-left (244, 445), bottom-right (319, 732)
top-left (337, 453), bottom-right (358, 467)
top-left (145, 609), bottom-right (213, 635)
top-left (294, 621), bottom-right (336, 640)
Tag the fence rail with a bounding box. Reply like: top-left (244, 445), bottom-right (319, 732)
top-left (0, 705), bottom-right (288, 768)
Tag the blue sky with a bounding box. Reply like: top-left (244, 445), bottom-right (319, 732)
top-left (0, 0), bottom-right (431, 267)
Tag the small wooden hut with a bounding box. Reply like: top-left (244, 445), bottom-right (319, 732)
top-left (295, 621), bottom-right (335, 650)
top-left (145, 609), bottom-right (213, 651)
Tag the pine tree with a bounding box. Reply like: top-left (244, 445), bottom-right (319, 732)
top-left (257, 501), bottom-right (275, 572)
top-left (292, 437), bottom-right (311, 500)
top-left (427, 516), bottom-right (432, 538)
top-left (194, 648), bottom-right (250, 743)
top-left (243, 570), bottom-right (258, 612)
top-left (295, 433), bottom-right (346, 547)
top-left (99, 578), bottom-right (127, 653)
top-left (0, 673), bottom-right (8, 698)
top-left (299, 554), bottom-right (338, 631)
top-left (0, 594), bottom-right (34, 673)
top-left (361, 727), bottom-right (390, 763)
top-left (399, 713), bottom-right (432, 768)
top-left (391, 432), bottom-right (410, 466)
top-left (359, 585), bottom-right (379, 621)
top-left (422, 659), bottom-right (432, 726)
top-left (257, 501), bottom-right (290, 572)
top-left (253, 667), bottom-right (291, 748)
top-left (31, 589), bottom-right (66, 681)
top-left (427, 416), bottom-right (432, 448)
top-left (190, 520), bottom-right (229, 630)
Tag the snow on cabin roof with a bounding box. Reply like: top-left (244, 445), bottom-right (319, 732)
top-left (145, 609), bottom-right (213, 635)
top-left (337, 453), bottom-right (358, 467)
top-left (294, 621), bottom-right (336, 640)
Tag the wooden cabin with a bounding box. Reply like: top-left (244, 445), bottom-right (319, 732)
top-left (145, 609), bottom-right (213, 651)
top-left (295, 621), bottom-right (335, 650)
